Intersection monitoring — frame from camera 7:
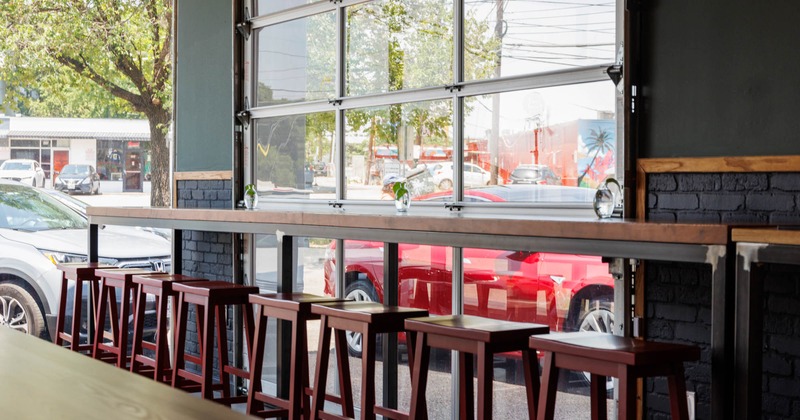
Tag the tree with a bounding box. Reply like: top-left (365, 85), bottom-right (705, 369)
top-left (0, 0), bottom-right (172, 207)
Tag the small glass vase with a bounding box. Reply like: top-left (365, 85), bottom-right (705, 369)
top-left (593, 178), bottom-right (620, 218)
top-left (395, 194), bottom-right (410, 213)
top-left (244, 194), bottom-right (258, 210)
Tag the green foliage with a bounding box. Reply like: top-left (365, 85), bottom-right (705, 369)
top-left (0, 0), bottom-right (174, 206)
top-left (392, 180), bottom-right (408, 200)
top-left (244, 184), bottom-right (257, 197)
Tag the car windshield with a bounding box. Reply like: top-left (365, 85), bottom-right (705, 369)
top-left (513, 168), bottom-right (539, 178)
top-left (0, 184), bottom-right (87, 231)
top-left (0, 161), bottom-right (32, 171)
top-left (60, 165), bottom-right (90, 175)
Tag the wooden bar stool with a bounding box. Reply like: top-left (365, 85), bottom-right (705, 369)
top-left (404, 315), bottom-right (549, 420)
top-left (171, 281), bottom-right (258, 405)
top-left (130, 273), bottom-right (207, 383)
top-left (310, 301), bottom-right (429, 420)
top-left (93, 268), bottom-right (158, 368)
top-left (54, 262), bottom-right (116, 353)
top-left (529, 332), bottom-right (701, 420)
top-left (246, 293), bottom-right (350, 419)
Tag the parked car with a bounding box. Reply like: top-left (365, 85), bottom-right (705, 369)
top-left (431, 162), bottom-right (503, 190)
top-left (0, 159), bottom-right (46, 187)
top-left (322, 186), bottom-right (614, 357)
top-left (54, 164), bottom-right (101, 195)
top-left (41, 188), bottom-right (171, 240)
top-left (509, 164), bottom-right (561, 185)
top-left (0, 179), bottom-right (170, 341)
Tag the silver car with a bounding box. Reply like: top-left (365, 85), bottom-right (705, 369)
top-left (0, 179), bottom-right (170, 339)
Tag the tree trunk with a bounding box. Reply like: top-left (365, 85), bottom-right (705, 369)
top-left (144, 108), bottom-right (171, 207)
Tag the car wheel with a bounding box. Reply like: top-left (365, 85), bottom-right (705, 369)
top-left (438, 179), bottom-right (453, 191)
top-left (577, 299), bottom-right (615, 392)
top-left (0, 283), bottom-right (47, 339)
top-left (343, 279), bottom-right (380, 357)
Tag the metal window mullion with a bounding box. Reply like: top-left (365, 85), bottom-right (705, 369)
top-left (248, 66), bottom-right (609, 121)
top-left (251, 0), bottom-right (368, 28)
top-left (451, 246), bottom-right (464, 419)
top-left (336, 4), bottom-right (346, 200)
top-left (455, 65), bottom-right (611, 98)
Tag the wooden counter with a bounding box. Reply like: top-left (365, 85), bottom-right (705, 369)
top-left (87, 206), bottom-right (729, 245)
top-left (87, 206), bottom-right (732, 420)
top-left (0, 327), bottom-right (255, 419)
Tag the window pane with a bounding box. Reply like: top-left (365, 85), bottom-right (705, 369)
top-left (465, 0), bottom-right (616, 81)
top-left (344, 100), bottom-right (450, 200)
top-left (254, 112), bottom-right (336, 201)
top-left (463, 82), bottom-right (616, 201)
top-left (256, 13), bottom-right (336, 106)
top-left (346, 0), bottom-right (453, 96)
top-left (257, 0), bottom-right (322, 16)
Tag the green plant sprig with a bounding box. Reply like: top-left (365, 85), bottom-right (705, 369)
top-left (244, 184), bottom-right (257, 197)
top-left (392, 180), bottom-right (409, 200)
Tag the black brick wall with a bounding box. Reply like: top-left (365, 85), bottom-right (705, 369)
top-left (645, 172), bottom-right (800, 420)
top-left (175, 179), bottom-right (235, 379)
top-left (648, 172), bottom-right (800, 224)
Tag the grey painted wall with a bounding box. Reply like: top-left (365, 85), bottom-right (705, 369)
top-left (641, 0), bottom-right (800, 158)
top-left (175, 0), bottom-right (233, 171)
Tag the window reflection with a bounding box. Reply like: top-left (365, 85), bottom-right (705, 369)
top-left (344, 101), bottom-right (451, 200)
top-left (257, 0), bottom-right (321, 16)
top-left (463, 82), bottom-right (616, 201)
top-left (465, 0), bottom-right (616, 81)
top-left (253, 112), bottom-right (337, 201)
top-left (256, 13), bottom-right (336, 106)
top-left (346, 0), bottom-right (454, 96)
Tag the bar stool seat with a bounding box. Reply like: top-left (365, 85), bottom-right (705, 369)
top-left (93, 268), bottom-right (158, 368)
top-left (404, 315), bottom-right (549, 420)
top-left (246, 293), bottom-right (350, 419)
top-left (310, 301), bottom-right (429, 420)
top-left (130, 274), bottom-right (207, 383)
top-left (529, 332), bottom-right (701, 420)
top-left (54, 262), bottom-right (116, 353)
top-left (171, 280), bottom-right (258, 406)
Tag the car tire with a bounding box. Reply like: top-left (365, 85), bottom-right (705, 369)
top-left (438, 179), bottom-right (453, 191)
top-left (343, 279), bottom-right (380, 357)
top-left (0, 283), bottom-right (47, 339)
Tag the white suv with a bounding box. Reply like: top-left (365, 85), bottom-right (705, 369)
top-left (431, 162), bottom-right (502, 190)
top-left (0, 179), bottom-right (170, 340)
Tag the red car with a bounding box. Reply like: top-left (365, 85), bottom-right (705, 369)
top-left (323, 185), bottom-right (615, 356)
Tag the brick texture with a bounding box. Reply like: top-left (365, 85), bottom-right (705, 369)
top-left (175, 179), bottom-right (235, 383)
top-left (645, 172), bottom-right (800, 420)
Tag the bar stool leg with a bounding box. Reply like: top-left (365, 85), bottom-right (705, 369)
top-left (201, 304), bottom-right (216, 400)
top-left (172, 295), bottom-right (189, 389)
top-left (459, 352), bottom-right (474, 420)
top-left (117, 284), bottom-right (132, 368)
top-left (668, 363), bottom-right (690, 420)
top-left (215, 305), bottom-right (232, 402)
top-left (155, 294), bottom-right (170, 382)
top-left (477, 344), bottom-right (492, 420)
top-left (333, 329), bottom-right (355, 417)
top-left (590, 374), bottom-right (607, 420)
top-left (130, 285), bottom-right (147, 373)
top-left (288, 316), bottom-right (302, 420)
top-left (537, 352), bottom-right (559, 420)
top-left (93, 281), bottom-right (110, 359)
top-left (617, 365), bottom-right (635, 420)
top-left (70, 278), bottom-right (84, 351)
top-left (246, 313), bottom-right (268, 416)
top-left (360, 326), bottom-right (377, 420)
top-left (409, 332), bottom-right (430, 420)
top-left (522, 349), bottom-right (538, 419)
top-left (311, 315), bottom-right (333, 420)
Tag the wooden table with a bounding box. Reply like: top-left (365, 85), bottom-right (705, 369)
top-left (87, 206), bottom-right (732, 419)
top-left (731, 227), bottom-right (800, 420)
top-left (0, 327), bottom-right (255, 419)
